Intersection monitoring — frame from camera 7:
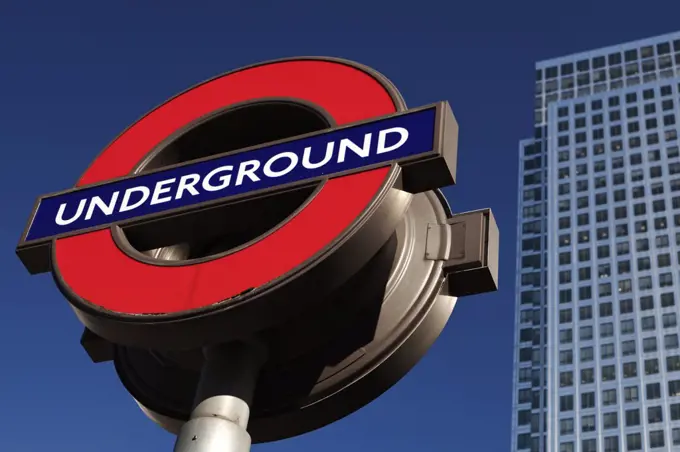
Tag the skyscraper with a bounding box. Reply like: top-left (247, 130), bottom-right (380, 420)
top-left (512, 32), bottom-right (680, 452)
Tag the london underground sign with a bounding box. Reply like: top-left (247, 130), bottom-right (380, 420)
top-left (20, 105), bottom-right (448, 249)
top-left (16, 57), bottom-right (499, 451)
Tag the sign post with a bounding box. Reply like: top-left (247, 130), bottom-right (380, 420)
top-left (16, 57), bottom-right (499, 450)
top-left (174, 342), bottom-right (263, 452)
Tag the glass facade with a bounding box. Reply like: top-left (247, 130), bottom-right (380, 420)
top-left (513, 33), bottom-right (680, 452)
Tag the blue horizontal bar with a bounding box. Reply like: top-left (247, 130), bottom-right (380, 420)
top-left (25, 106), bottom-right (437, 242)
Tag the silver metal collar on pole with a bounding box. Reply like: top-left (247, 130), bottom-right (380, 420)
top-left (174, 341), bottom-right (265, 452)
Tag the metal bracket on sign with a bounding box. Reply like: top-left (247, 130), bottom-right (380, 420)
top-left (425, 208), bottom-right (499, 297)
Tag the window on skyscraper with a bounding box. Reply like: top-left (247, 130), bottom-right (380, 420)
top-left (622, 340), bottom-right (636, 356)
top-left (581, 415), bottom-right (595, 433)
top-left (648, 406), bottom-right (663, 423)
top-left (645, 358), bottom-right (660, 375)
top-left (647, 382), bottom-right (662, 400)
top-left (623, 362), bottom-right (637, 378)
top-left (582, 439), bottom-right (596, 452)
top-left (626, 408), bottom-right (640, 426)
top-left (644, 337), bottom-right (658, 353)
top-left (602, 365), bottom-right (616, 381)
top-left (621, 319), bottom-right (634, 334)
top-left (560, 395), bottom-right (574, 412)
top-left (626, 433), bottom-right (642, 451)
top-left (649, 430), bottom-right (665, 448)
top-left (581, 368), bottom-right (594, 384)
top-left (601, 413), bottom-right (617, 432)
top-left (670, 380), bottom-right (680, 398)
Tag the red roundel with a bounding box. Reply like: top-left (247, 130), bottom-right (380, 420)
top-left (53, 58), bottom-right (402, 318)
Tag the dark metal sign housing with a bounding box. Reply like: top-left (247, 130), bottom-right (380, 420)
top-left (16, 56), bottom-right (499, 448)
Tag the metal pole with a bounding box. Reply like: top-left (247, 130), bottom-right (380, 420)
top-left (174, 341), bottom-right (265, 452)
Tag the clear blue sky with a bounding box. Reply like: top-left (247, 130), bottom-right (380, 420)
top-left (2, 1), bottom-right (680, 451)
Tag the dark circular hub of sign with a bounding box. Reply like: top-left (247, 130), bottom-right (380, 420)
top-left (122, 100), bottom-right (331, 261)
top-left (114, 190), bottom-right (455, 443)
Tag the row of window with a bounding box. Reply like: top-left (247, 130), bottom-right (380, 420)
top-left (545, 400), bottom-right (680, 435)
top-left (519, 298), bottom-right (680, 344)
top-left (519, 296), bottom-right (680, 325)
top-left (549, 145), bottom-right (680, 171)
top-left (559, 430), bottom-right (670, 451)
top-left (555, 203), bottom-right (680, 231)
top-left (554, 333), bottom-right (678, 365)
top-left (523, 247), bottom-right (677, 277)
top-left (536, 41), bottom-right (680, 81)
top-left (523, 129), bottom-right (678, 163)
top-left (523, 282), bottom-right (677, 311)
top-left (534, 78), bottom-right (680, 124)
top-left (559, 380), bottom-right (680, 413)
top-left (552, 233), bottom-right (678, 264)
top-left (525, 198), bottom-right (680, 225)
top-left (517, 372), bottom-right (680, 408)
top-left (523, 137), bottom-right (680, 187)
top-left (524, 178), bottom-right (680, 210)
top-left (539, 58), bottom-right (680, 97)
top-left (554, 172), bottom-right (680, 203)
top-left (554, 191), bottom-right (679, 220)
top-left (550, 143), bottom-right (677, 176)
top-left (522, 270), bottom-right (677, 307)
top-left (558, 354), bottom-right (680, 385)
top-left (557, 131), bottom-right (678, 157)
top-left (557, 315), bottom-right (676, 344)
top-left (556, 117), bottom-right (677, 148)
top-left (521, 191), bottom-right (680, 241)
top-left (552, 161), bottom-right (679, 190)
top-left (517, 321), bottom-right (680, 364)
top-left (543, 81), bottom-right (679, 115)
top-left (520, 428), bottom-right (672, 451)
top-left (558, 402), bottom-right (680, 432)
top-left (526, 104), bottom-right (680, 161)
top-left (554, 217), bottom-right (680, 248)
top-left (517, 340), bottom-right (680, 392)
top-left (557, 212), bottom-right (676, 233)
top-left (552, 85), bottom-right (678, 113)
top-left (518, 325), bottom-right (680, 385)
top-left (540, 221), bottom-right (676, 249)
top-left (518, 336), bottom-right (680, 380)
top-left (553, 266), bottom-right (679, 293)
top-left (524, 243), bottom-right (680, 272)
top-left (550, 89), bottom-right (677, 122)
top-left (558, 296), bottom-right (677, 323)
top-left (523, 227), bottom-right (679, 265)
